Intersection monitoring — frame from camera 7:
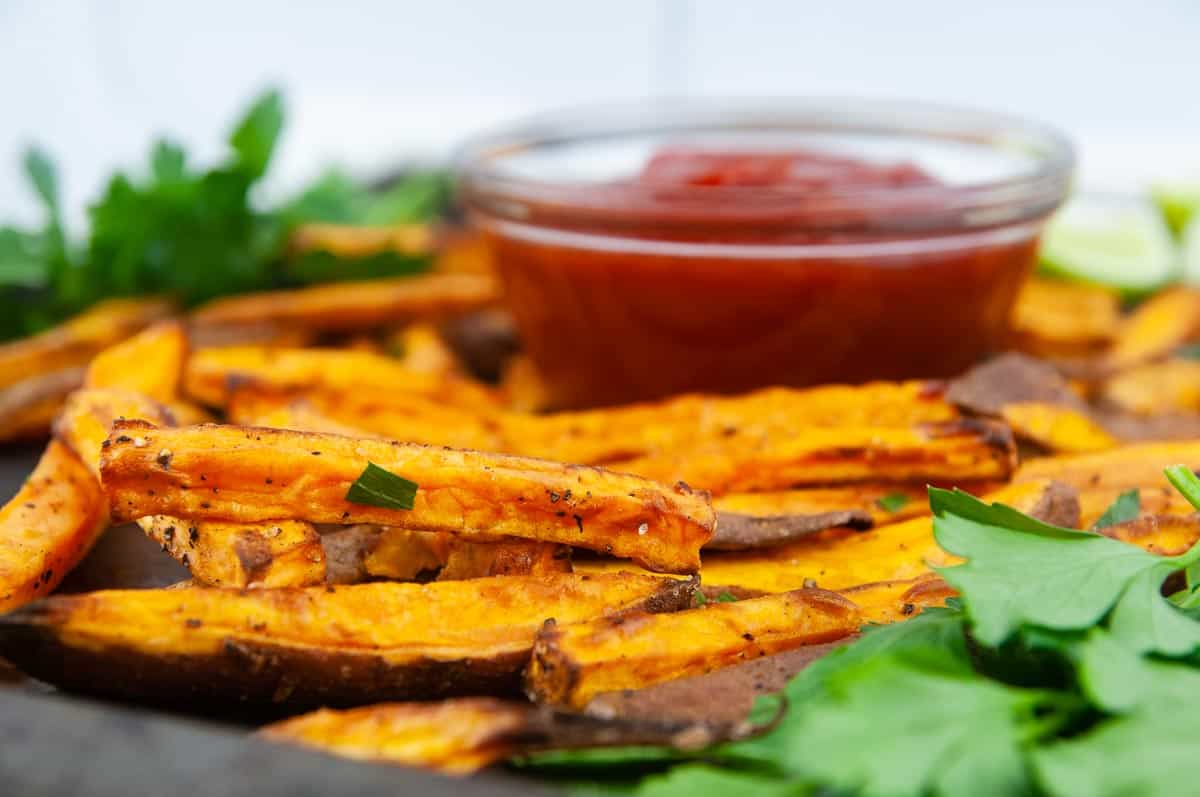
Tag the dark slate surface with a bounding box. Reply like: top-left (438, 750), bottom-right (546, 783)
top-left (0, 688), bottom-right (548, 797)
top-left (0, 444), bottom-right (549, 796)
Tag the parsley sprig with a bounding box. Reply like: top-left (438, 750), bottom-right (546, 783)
top-left (528, 469), bottom-right (1200, 796)
top-left (0, 89), bottom-right (444, 341)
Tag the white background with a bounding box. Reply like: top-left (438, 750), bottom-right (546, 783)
top-left (2, 0), bottom-right (1198, 225)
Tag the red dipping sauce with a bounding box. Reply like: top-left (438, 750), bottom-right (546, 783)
top-left (460, 101), bottom-right (1074, 408)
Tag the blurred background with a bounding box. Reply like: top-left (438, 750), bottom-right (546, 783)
top-left (2, 0), bottom-right (1198, 224)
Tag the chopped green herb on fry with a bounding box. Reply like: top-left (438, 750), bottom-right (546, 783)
top-left (344, 462), bottom-right (418, 511)
top-left (875, 492), bottom-right (910, 513)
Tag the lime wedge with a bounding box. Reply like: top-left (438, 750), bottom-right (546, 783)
top-left (1184, 216), bottom-right (1200, 285)
top-left (1152, 182), bottom-right (1200, 238)
top-left (1039, 195), bottom-right (1178, 295)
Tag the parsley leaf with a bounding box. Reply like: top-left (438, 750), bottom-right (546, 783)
top-left (725, 608), bottom-right (971, 768)
top-left (715, 592), bottom-right (738, 603)
top-left (1091, 488), bottom-right (1140, 530)
top-left (344, 463), bottom-right (418, 511)
top-left (228, 88), bottom-right (284, 179)
top-left (1033, 694), bottom-right (1200, 797)
top-left (875, 492), bottom-right (910, 513)
top-left (931, 487), bottom-right (1200, 650)
top-left (764, 652), bottom-right (1052, 797)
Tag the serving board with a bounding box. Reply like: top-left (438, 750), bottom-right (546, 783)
top-left (0, 445), bottom-right (545, 797)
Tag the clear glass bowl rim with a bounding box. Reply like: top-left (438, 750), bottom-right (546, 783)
top-left (455, 96), bottom-right (1076, 234)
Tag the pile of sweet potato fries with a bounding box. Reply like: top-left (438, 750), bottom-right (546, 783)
top-left (2, 257), bottom-right (1200, 776)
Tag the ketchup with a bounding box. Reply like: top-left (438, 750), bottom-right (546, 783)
top-left (476, 148), bottom-right (1041, 408)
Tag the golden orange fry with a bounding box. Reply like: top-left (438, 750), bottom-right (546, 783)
top-left (137, 516), bottom-right (325, 588)
top-left (1009, 277), bottom-right (1120, 358)
top-left (1100, 359), bottom-right (1200, 416)
top-left (0, 573), bottom-right (694, 707)
top-left (609, 420), bottom-right (1016, 495)
top-left (100, 422), bottom-right (716, 574)
top-left (189, 272), bottom-right (499, 334)
top-left (261, 698), bottom-right (530, 775)
top-left (183, 345), bottom-right (497, 411)
top-left (0, 441), bottom-right (108, 613)
top-left (526, 588), bottom-right (859, 708)
top-left (84, 321), bottom-right (188, 403)
top-left (1107, 287), bottom-right (1200, 370)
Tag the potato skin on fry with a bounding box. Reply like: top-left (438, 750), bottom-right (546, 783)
top-left (526, 588), bottom-right (860, 708)
top-left (101, 422), bottom-right (715, 574)
top-left (0, 441), bottom-right (108, 613)
top-left (0, 573), bottom-right (694, 708)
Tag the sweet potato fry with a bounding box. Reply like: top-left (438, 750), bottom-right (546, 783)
top-left (0, 441), bottom-right (108, 612)
top-left (57, 389), bottom-right (322, 589)
top-left (0, 297), bottom-right (174, 393)
top-left (100, 422), bottom-right (716, 574)
top-left (574, 480), bottom-right (1076, 591)
top-left (1097, 514), bottom-right (1200, 556)
top-left (356, 527), bottom-right (448, 582)
top-left (947, 353), bottom-right (1118, 453)
top-left (1100, 359), bottom-right (1200, 416)
top-left (0, 573), bottom-right (695, 707)
top-left (260, 697), bottom-right (721, 776)
top-left (999, 402), bottom-right (1119, 454)
top-left (227, 387), bottom-right (503, 451)
top-left (1106, 287), bottom-right (1200, 370)
top-left (609, 419), bottom-right (1016, 495)
top-left (183, 346), bottom-right (497, 411)
top-left (499, 355), bottom-right (555, 413)
top-left (526, 588), bottom-right (860, 708)
top-left (1009, 277), bottom-right (1120, 358)
top-left (84, 321), bottom-right (188, 402)
top-left (439, 538), bottom-right (572, 580)
top-left (386, 323), bottom-right (465, 377)
top-left (1076, 484), bottom-right (1196, 530)
top-left (506, 381), bottom-right (960, 466)
top-left (333, 525), bottom-right (570, 584)
top-left (53, 389), bottom-right (175, 478)
top-left (137, 516), bottom-right (325, 588)
top-left (262, 698), bottom-right (529, 775)
top-left (0, 367), bottom-right (83, 441)
top-left (189, 272), bottom-right (499, 334)
top-left (1015, 441), bottom-right (1200, 492)
top-left (839, 575), bottom-right (956, 625)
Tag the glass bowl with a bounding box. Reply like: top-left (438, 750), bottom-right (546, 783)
top-left (458, 98), bottom-right (1075, 408)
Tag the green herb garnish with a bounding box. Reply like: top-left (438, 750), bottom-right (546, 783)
top-left (1091, 488), bottom-right (1141, 530)
top-left (526, 471), bottom-right (1200, 796)
top-left (1164, 464), bottom-right (1200, 510)
top-left (0, 89), bottom-right (446, 342)
top-left (344, 463), bottom-right (418, 511)
top-left (715, 592), bottom-right (738, 603)
top-left (875, 492), bottom-right (911, 513)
